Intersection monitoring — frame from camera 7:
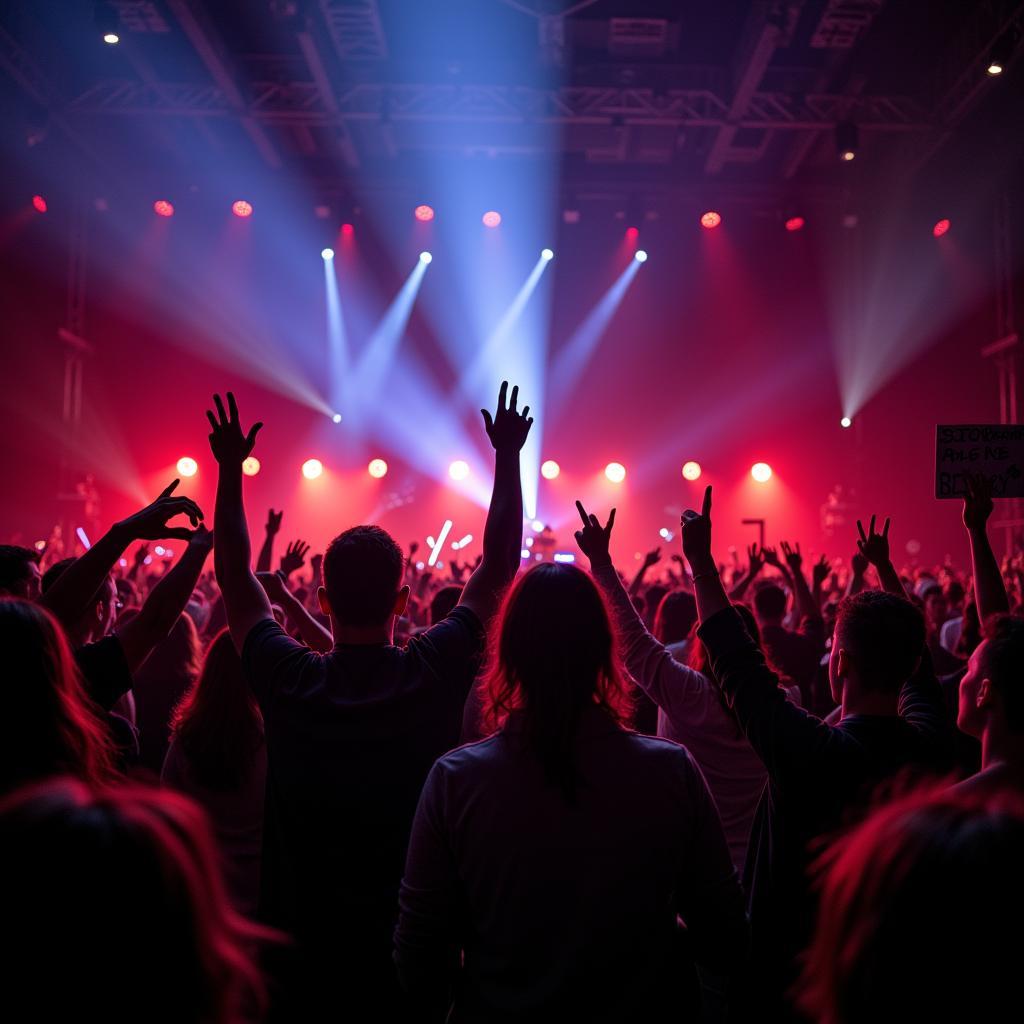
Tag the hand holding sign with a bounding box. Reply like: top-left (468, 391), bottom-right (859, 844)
top-left (963, 473), bottom-right (994, 533)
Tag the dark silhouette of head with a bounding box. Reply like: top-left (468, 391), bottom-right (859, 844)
top-left (0, 598), bottom-right (115, 794)
top-left (829, 590), bottom-right (925, 702)
top-left (430, 584), bottom-right (462, 626)
top-left (688, 603), bottom-right (762, 676)
top-left (172, 629), bottom-right (264, 789)
top-left (483, 563), bottom-right (630, 796)
top-left (42, 557), bottom-right (117, 642)
top-left (753, 583), bottom-right (788, 623)
top-left (653, 590), bottom-right (697, 645)
top-left (959, 614), bottom-right (1024, 740)
top-left (798, 787), bottom-right (1024, 1024)
top-left (321, 526), bottom-right (408, 628)
top-left (0, 544), bottom-right (41, 600)
top-left (0, 776), bottom-right (271, 1023)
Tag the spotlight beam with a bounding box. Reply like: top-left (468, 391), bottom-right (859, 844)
top-left (324, 252), bottom-right (350, 420)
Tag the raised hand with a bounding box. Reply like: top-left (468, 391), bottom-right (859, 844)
top-left (481, 381), bottom-right (533, 453)
top-left (812, 554), bottom-right (830, 587)
top-left (643, 547), bottom-right (662, 569)
top-left (746, 543), bottom-right (765, 577)
top-left (780, 540), bottom-right (803, 572)
top-left (255, 570), bottom-right (288, 603)
top-left (574, 500), bottom-right (616, 567)
top-left (133, 543), bottom-right (150, 566)
top-left (856, 515), bottom-right (891, 567)
top-left (188, 523), bottom-right (215, 555)
top-left (762, 545), bottom-right (783, 570)
top-left (266, 509), bottom-right (283, 535)
top-left (206, 392), bottom-right (262, 466)
top-left (280, 539), bottom-right (310, 578)
top-left (115, 480), bottom-right (204, 542)
top-left (681, 485), bottom-right (714, 571)
top-left (963, 473), bottom-right (994, 532)
top-left (851, 551), bottom-right (869, 576)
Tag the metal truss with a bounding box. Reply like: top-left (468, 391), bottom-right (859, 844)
top-left (319, 0), bottom-right (388, 61)
top-left (66, 79), bottom-right (933, 132)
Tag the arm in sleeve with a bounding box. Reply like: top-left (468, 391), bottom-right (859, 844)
top-left (593, 563), bottom-right (712, 718)
top-left (240, 618), bottom-right (315, 704)
top-left (394, 761), bottom-right (461, 1016)
top-left (698, 607), bottom-right (843, 785)
top-left (898, 647), bottom-right (955, 767)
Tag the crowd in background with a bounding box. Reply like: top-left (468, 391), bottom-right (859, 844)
top-left (1, 382), bottom-right (1021, 1023)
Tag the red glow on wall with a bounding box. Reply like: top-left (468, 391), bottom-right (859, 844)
top-left (785, 216), bottom-right (805, 232)
top-left (482, 211), bottom-right (502, 228)
top-left (32, 195), bottom-right (47, 213)
top-left (414, 205), bottom-right (434, 222)
top-left (340, 223), bottom-right (354, 237)
top-left (701, 210), bottom-right (722, 229)
top-left (626, 226), bottom-right (639, 240)
top-left (232, 200), bottom-right (253, 218)
top-left (933, 218), bottom-right (950, 238)
top-left (153, 200), bottom-right (174, 218)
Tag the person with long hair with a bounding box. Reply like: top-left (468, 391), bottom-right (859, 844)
top-left (0, 776), bottom-right (270, 1023)
top-left (163, 629), bottom-right (267, 915)
top-left (0, 597), bottom-right (115, 793)
top-left (395, 561), bottom-right (748, 1021)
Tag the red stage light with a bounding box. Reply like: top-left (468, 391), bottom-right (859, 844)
top-left (341, 222), bottom-right (354, 237)
top-left (700, 210), bottom-right (722, 229)
top-left (482, 211), bottom-right (502, 228)
top-left (32, 195), bottom-right (47, 213)
top-left (626, 226), bottom-right (639, 239)
top-left (785, 216), bottom-right (805, 232)
top-left (414, 205), bottom-right (434, 222)
top-left (232, 200), bottom-right (253, 218)
top-left (933, 218), bottom-right (950, 238)
top-left (153, 200), bottom-right (174, 218)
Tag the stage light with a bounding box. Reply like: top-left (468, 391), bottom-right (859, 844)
top-left (103, 32), bottom-right (119, 44)
top-left (419, 251), bottom-right (432, 264)
top-left (553, 552), bottom-right (576, 564)
top-left (541, 248), bottom-right (554, 261)
top-left (242, 457), bottom-right (261, 476)
top-left (836, 121), bottom-right (858, 161)
top-left (368, 458), bottom-right (388, 479)
top-left (96, 2), bottom-right (120, 44)
top-left (785, 216), bottom-right (805, 232)
top-left (321, 247), bottom-right (335, 260)
top-left (153, 200), bottom-right (174, 218)
top-left (682, 461), bottom-right (702, 481)
top-left (482, 211), bottom-right (501, 228)
top-left (32, 195), bottom-right (47, 213)
top-left (840, 416), bottom-right (852, 428)
top-left (933, 218), bottom-right (950, 238)
top-left (531, 520), bottom-right (544, 533)
top-left (302, 459), bottom-right (323, 480)
top-left (449, 460), bottom-right (470, 481)
top-left (176, 456), bottom-right (198, 477)
top-left (634, 249), bottom-right (648, 263)
top-left (986, 34), bottom-right (1014, 75)
top-left (988, 59), bottom-right (1004, 75)
top-left (341, 223), bottom-right (354, 236)
top-left (541, 459), bottom-right (560, 479)
top-left (332, 413), bottom-right (342, 424)
top-left (700, 211), bottom-right (721, 229)
top-left (751, 462), bottom-right (773, 483)
top-left (452, 534), bottom-right (473, 550)
top-left (605, 462), bottom-right (626, 483)
top-left (626, 226), bottom-right (639, 240)
top-left (232, 200), bottom-right (253, 218)
top-left (414, 204), bottom-right (434, 222)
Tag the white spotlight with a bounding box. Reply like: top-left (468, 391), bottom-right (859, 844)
top-left (634, 249), bottom-right (648, 263)
top-left (332, 413), bottom-right (342, 424)
top-left (840, 416), bottom-right (852, 428)
top-left (419, 251), bottom-right (433, 264)
top-left (321, 247), bottom-right (335, 260)
top-left (541, 248), bottom-right (554, 261)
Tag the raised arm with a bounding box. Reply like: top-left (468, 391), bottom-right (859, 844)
top-left (254, 509), bottom-right (282, 573)
top-left (117, 526), bottom-right (214, 672)
top-left (279, 539), bottom-right (310, 580)
top-left (629, 547), bottom-right (662, 598)
top-left (963, 473), bottom-right (1009, 621)
top-left (256, 571), bottom-right (333, 653)
top-left (811, 555), bottom-right (831, 611)
top-left (780, 541), bottom-right (823, 624)
top-left (729, 543), bottom-right (764, 602)
top-left (457, 381), bottom-right (532, 623)
top-left (857, 515), bottom-right (905, 596)
top-left (207, 392), bottom-right (273, 652)
top-left (41, 481), bottom-right (203, 630)
top-left (846, 551), bottom-right (868, 597)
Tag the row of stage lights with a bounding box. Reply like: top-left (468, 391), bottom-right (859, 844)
top-left (27, 194), bottom-right (957, 242)
top-left (176, 454), bottom-right (780, 485)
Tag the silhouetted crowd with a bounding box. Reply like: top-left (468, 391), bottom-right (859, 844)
top-left (1, 383), bottom-right (1021, 1023)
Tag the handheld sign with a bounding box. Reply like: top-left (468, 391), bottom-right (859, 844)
top-left (935, 424), bottom-right (1024, 499)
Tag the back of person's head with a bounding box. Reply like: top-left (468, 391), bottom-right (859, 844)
top-left (40, 556), bottom-right (75, 595)
top-left (832, 590), bottom-right (925, 694)
top-left (483, 563), bottom-right (630, 796)
top-left (643, 583), bottom-right (669, 622)
top-left (753, 582), bottom-right (788, 622)
top-left (959, 614), bottom-right (1024, 739)
top-left (141, 612), bottom-right (201, 684)
top-left (689, 603), bottom-right (762, 675)
top-left (798, 787), bottom-right (1024, 1024)
top-left (0, 544), bottom-right (40, 598)
top-left (0, 598), bottom-right (114, 793)
top-left (945, 579), bottom-right (965, 606)
top-left (429, 584), bottom-right (462, 626)
top-left (0, 776), bottom-right (269, 1023)
top-left (322, 525), bottom-right (405, 627)
top-left (41, 557), bottom-right (116, 638)
top-left (172, 630), bottom-right (264, 790)
top-left (653, 590), bottom-right (697, 645)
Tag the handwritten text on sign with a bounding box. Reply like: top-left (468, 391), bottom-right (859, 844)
top-left (935, 424), bottom-right (1024, 499)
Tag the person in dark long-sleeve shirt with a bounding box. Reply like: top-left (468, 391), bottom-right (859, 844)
top-left (681, 490), bottom-right (952, 1019)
